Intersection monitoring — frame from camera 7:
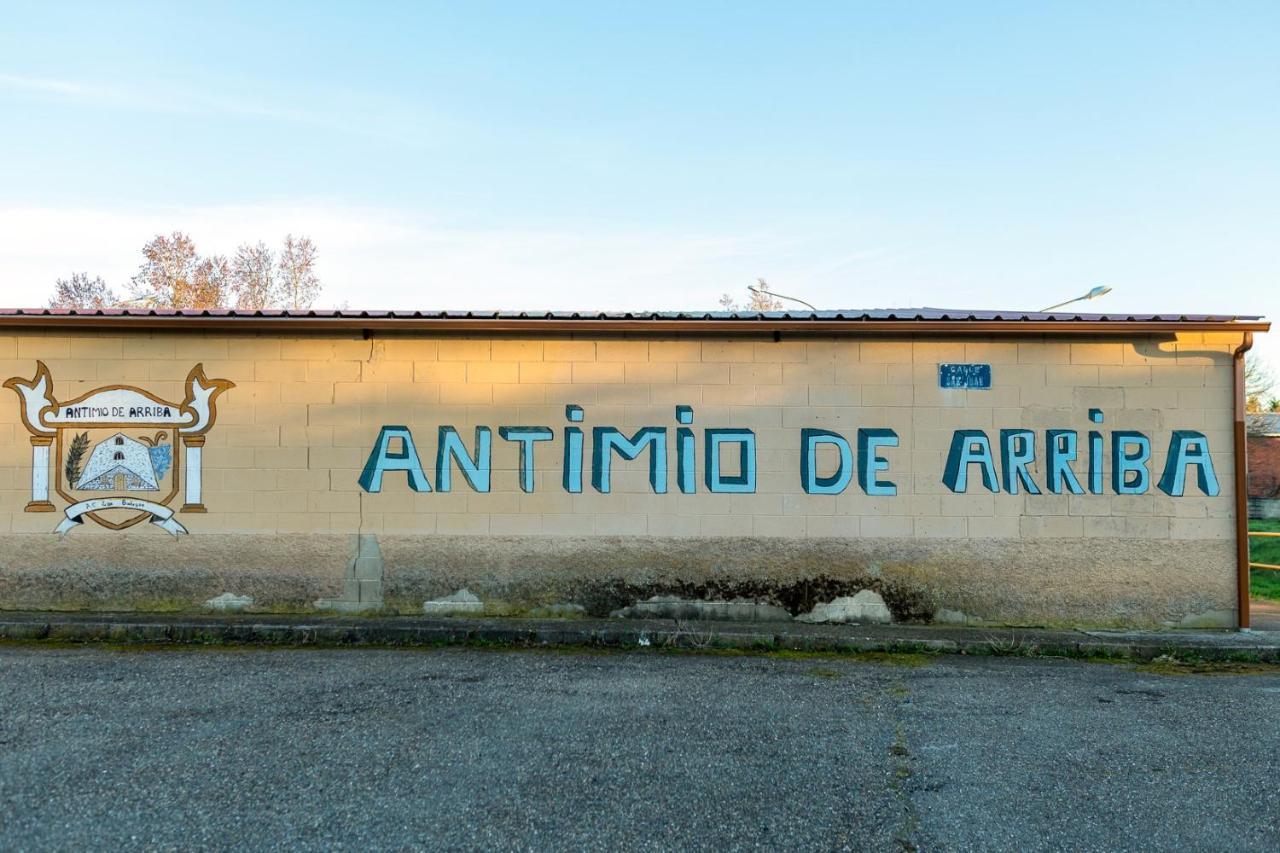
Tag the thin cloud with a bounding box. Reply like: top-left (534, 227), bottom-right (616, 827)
top-left (0, 73), bottom-right (119, 99)
top-left (0, 72), bottom-right (431, 143)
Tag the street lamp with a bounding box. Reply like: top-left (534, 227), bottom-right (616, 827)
top-left (1041, 285), bottom-right (1112, 313)
top-left (748, 279), bottom-right (818, 312)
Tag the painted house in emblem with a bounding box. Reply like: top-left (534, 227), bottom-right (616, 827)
top-left (75, 433), bottom-right (160, 491)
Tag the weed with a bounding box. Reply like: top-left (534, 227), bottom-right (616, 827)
top-left (663, 619), bottom-right (717, 649)
top-left (982, 632), bottom-right (1039, 657)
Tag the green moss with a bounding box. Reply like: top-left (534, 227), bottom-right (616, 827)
top-left (1133, 658), bottom-right (1280, 677)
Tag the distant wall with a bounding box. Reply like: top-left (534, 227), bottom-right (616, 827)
top-left (0, 329), bottom-right (1242, 627)
top-left (1247, 435), bottom-right (1280, 500)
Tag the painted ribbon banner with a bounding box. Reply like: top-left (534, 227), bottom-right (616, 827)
top-left (55, 497), bottom-right (189, 537)
top-left (44, 388), bottom-right (190, 426)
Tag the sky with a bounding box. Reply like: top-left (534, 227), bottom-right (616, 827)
top-left (0, 1), bottom-right (1277, 365)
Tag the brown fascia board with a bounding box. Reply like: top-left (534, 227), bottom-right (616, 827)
top-left (0, 314), bottom-right (1267, 335)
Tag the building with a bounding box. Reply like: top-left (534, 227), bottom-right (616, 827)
top-left (0, 307), bottom-right (1269, 628)
top-left (1247, 413), bottom-right (1280, 519)
top-left (74, 433), bottom-right (160, 491)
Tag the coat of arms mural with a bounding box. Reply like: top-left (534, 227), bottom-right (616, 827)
top-left (5, 362), bottom-right (233, 535)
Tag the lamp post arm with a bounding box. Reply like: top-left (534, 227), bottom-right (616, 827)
top-left (749, 285), bottom-right (818, 312)
top-left (1040, 296), bottom-right (1087, 312)
top-left (1042, 285), bottom-right (1112, 313)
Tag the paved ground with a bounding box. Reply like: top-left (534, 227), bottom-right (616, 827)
top-left (1253, 599), bottom-right (1280, 631)
top-left (0, 647), bottom-right (1277, 851)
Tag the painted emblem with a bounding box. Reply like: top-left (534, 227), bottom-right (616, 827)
top-left (4, 362), bottom-right (233, 535)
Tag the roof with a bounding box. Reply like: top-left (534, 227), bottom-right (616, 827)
top-left (1249, 414), bottom-right (1280, 436)
top-left (0, 307), bottom-right (1267, 335)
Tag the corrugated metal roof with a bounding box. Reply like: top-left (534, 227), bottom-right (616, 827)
top-left (0, 307), bottom-right (1265, 322)
top-left (1249, 414), bottom-right (1280, 436)
top-left (0, 306), bottom-right (1265, 336)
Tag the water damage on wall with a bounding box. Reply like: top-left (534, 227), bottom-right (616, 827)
top-left (402, 576), bottom-right (926, 624)
top-left (568, 575), bottom-right (932, 622)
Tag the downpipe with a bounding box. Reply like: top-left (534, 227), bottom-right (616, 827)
top-left (1233, 332), bottom-right (1254, 631)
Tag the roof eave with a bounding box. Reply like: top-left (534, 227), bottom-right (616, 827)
top-left (0, 315), bottom-right (1267, 335)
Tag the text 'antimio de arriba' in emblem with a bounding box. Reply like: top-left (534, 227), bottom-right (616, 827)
top-left (5, 362), bottom-right (233, 536)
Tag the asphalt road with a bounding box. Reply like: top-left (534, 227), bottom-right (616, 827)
top-left (0, 646), bottom-right (1277, 852)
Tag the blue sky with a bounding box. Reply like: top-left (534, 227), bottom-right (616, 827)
top-left (0, 2), bottom-right (1276, 362)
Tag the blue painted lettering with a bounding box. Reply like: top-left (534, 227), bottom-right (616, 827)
top-left (592, 427), bottom-right (667, 494)
top-left (801, 429), bottom-right (852, 495)
top-left (435, 426), bottom-right (491, 493)
top-left (358, 426), bottom-right (431, 493)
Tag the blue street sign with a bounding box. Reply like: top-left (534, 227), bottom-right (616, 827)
top-left (939, 363), bottom-right (992, 389)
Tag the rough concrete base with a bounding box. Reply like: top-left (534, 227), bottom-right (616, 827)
top-left (421, 589), bottom-right (484, 616)
top-left (203, 593), bottom-right (253, 613)
top-left (376, 535), bottom-right (1238, 629)
top-left (315, 534), bottom-right (385, 613)
top-left (797, 590), bottom-right (893, 624)
top-left (0, 533), bottom-right (347, 611)
top-left (611, 596), bottom-right (792, 622)
top-left (0, 533), bottom-right (1238, 629)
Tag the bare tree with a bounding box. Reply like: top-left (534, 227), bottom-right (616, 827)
top-left (62, 231), bottom-right (323, 311)
top-left (719, 279), bottom-right (784, 312)
top-left (129, 232), bottom-right (208, 308)
top-left (1246, 357), bottom-right (1274, 400)
top-left (277, 234), bottom-right (320, 309)
top-left (49, 273), bottom-right (118, 309)
top-left (1247, 397), bottom-right (1280, 428)
top-left (231, 242), bottom-right (278, 310)
top-left (189, 255), bottom-right (233, 309)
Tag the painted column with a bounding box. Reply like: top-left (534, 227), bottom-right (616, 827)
top-left (28, 435), bottom-right (54, 512)
top-left (180, 436), bottom-right (206, 512)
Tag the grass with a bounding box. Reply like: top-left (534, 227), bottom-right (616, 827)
top-left (1249, 519), bottom-right (1280, 601)
top-left (1251, 570), bottom-right (1280, 601)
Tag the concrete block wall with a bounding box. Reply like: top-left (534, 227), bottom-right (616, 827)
top-left (0, 329), bottom-right (1243, 627)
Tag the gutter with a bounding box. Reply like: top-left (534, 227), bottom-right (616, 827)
top-left (1234, 332), bottom-right (1255, 630)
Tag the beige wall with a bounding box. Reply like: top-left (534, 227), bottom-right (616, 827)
top-left (0, 329), bottom-right (1243, 626)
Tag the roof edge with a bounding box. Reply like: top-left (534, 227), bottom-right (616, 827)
top-left (0, 312), bottom-right (1266, 335)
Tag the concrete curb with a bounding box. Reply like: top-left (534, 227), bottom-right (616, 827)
top-left (2, 611), bottom-right (1280, 662)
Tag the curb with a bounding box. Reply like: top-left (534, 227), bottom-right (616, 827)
top-left (2, 612), bottom-right (1279, 663)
